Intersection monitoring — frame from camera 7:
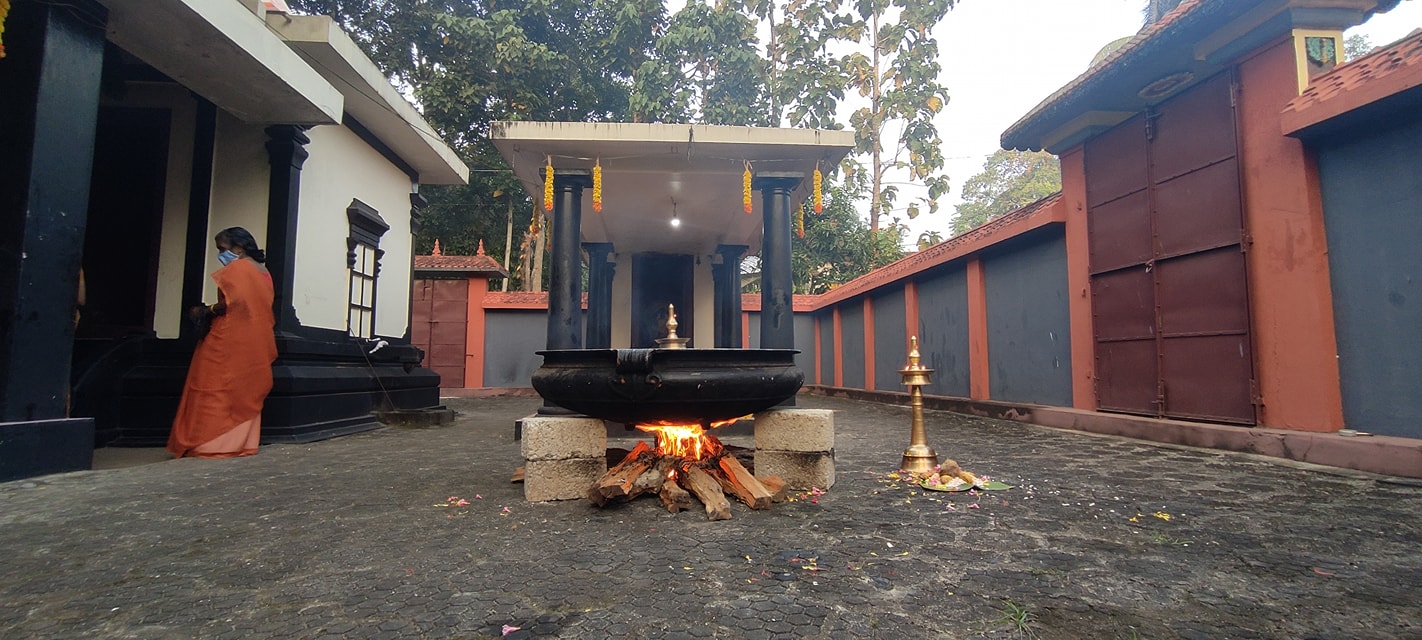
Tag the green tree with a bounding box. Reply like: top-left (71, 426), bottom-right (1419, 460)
top-left (629, 2), bottom-right (770, 125)
top-left (950, 149), bottom-right (1061, 237)
top-left (289, 0), bottom-right (666, 289)
top-left (840, 0), bottom-right (956, 231)
top-left (1344, 34), bottom-right (1372, 61)
top-left (791, 165), bottom-right (906, 294)
top-left (1142, 0), bottom-right (1184, 24)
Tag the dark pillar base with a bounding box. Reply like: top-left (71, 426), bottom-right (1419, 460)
top-left (88, 331), bottom-right (442, 447)
top-left (0, 418), bottom-right (94, 482)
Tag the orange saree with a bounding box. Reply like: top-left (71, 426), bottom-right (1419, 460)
top-left (167, 259), bottom-right (277, 458)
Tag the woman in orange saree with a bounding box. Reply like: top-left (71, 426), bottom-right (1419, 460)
top-left (167, 227), bottom-right (278, 458)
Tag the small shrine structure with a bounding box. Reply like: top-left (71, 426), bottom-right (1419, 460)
top-left (490, 122), bottom-right (853, 353)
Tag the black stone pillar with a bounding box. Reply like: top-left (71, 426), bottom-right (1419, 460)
top-left (545, 170), bottom-right (591, 351)
top-left (754, 173), bottom-right (803, 352)
top-left (713, 244), bottom-right (748, 348)
top-left (179, 98), bottom-right (218, 341)
top-left (583, 242), bottom-right (616, 349)
top-left (405, 192), bottom-right (427, 345)
top-left (0, 0), bottom-right (108, 480)
top-left (538, 170), bottom-right (591, 416)
top-left (264, 125), bottom-right (311, 336)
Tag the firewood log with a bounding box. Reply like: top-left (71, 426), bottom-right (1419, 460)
top-left (681, 466), bottom-right (733, 520)
top-left (716, 456), bottom-right (773, 509)
top-left (658, 475), bottom-right (695, 513)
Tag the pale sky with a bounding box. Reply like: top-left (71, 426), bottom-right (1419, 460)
top-left (897, 0), bottom-right (1422, 244)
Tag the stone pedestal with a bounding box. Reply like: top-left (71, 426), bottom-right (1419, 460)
top-left (520, 416), bottom-right (607, 501)
top-left (753, 409), bottom-right (835, 490)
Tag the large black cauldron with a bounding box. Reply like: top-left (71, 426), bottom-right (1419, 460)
top-left (532, 348), bottom-right (803, 425)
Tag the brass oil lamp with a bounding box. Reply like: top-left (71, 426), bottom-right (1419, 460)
top-left (899, 336), bottom-right (939, 473)
top-left (655, 304), bottom-right (690, 349)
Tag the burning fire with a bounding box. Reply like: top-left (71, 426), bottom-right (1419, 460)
top-left (635, 416), bottom-right (743, 461)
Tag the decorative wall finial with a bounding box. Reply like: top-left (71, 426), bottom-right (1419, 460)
top-left (433, 239), bottom-right (442, 256)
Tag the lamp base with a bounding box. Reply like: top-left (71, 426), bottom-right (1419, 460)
top-left (900, 444), bottom-right (940, 474)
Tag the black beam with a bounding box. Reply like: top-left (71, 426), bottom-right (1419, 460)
top-left (264, 125), bottom-right (311, 336)
top-left (583, 242), bottom-right (615, 349)
top-left (754, 173), bottom-right (803, 352)
top-left (545, 170), bottom-right (591, 351)
top-left (179, 98), bottom-right (217, 341)
top-left (0, 0), bottom-right (107, 478)
top-left (714, 244), bottom-right (748, 348)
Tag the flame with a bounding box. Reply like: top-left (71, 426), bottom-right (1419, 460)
top-left (635, 416), bottom-right (746, 461)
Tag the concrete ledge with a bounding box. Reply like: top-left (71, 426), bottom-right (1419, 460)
top-left (755, 450), bottom-right (836, 491)
top-left (523, 458), bottom-right (606, 502)
top-left (440, 387), bottom-right (541, 398)
top-left (754, 409), bottom-right (834, 452)
top-left (807, 385), bottom-right (1422, 480)
top-left (520, 416), bottom-right (607, 461)
top-left (0, 418), bottom-right (94, 482)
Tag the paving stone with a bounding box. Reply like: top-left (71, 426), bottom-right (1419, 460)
top-left (0, 395), bottom-right (1417, 639)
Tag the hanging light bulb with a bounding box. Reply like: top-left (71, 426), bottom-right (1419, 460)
top-left (670, 200), bottom-right (681, 227)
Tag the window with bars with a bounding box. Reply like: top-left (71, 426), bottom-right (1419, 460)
top-left (346, 199), bottom-right (389, 339)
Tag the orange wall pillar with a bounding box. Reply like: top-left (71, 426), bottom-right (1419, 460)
top-left (862, 297), bottom-right (875, 389)
top-left (464, 276), bottom-right (488, 388)
top-left (1235, 38), bottom-right (1344, 431)
top-left (967, 258), bottom-right (990, 400)
top-left (903, 280), bottom-right (920, 352)
top-left (1060, 148), bottom-right (1097, 410)
top-left (813, 315), bottom-right (822, 385)
top-left (832, 306), bottom-right (843, 387)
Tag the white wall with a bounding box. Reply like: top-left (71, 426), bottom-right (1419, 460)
top-left (693, 254), bottom-right (713, 348)
top-left (298, 124), bottom-right (414, 338)
top-left (612, 252), bottom-right (632, 349)
top-left (206, 112), bottom-right (272, 303)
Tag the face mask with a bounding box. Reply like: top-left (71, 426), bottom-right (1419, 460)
top-left (217, 250), bottom-right (240, 266)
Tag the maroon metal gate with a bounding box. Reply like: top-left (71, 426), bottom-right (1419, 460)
top-left (1084, 72), bottom-right (1256, 424)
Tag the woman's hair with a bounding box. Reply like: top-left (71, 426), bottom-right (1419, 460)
top-left (215, 227), bottom-right (267, 263)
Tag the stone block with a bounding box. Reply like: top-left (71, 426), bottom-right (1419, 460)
top-left (754, 450), bottom-right (836, 491)
top-left (754, 409), bottom-right (834, 452)
top-left (523, 458), bottom-right (606, 502)
top-left (520, 416), bottom-right (607, 461)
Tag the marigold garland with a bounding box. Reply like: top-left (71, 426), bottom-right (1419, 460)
top-left (591, 158), bottom-right (602, 213)
top-left (812, 163), bottom-right (824, 213)
top-left (742, 163), bottom-right (753, 214)
top-left (0, 0), bottom-right (10, 59)
top-left (796, 207), bottom-right (805, 239)
top-left (542, 157), bottom-right (554, 211)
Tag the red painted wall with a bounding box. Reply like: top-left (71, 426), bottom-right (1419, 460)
top-left (1235, 38), bottom-right (1344, 432)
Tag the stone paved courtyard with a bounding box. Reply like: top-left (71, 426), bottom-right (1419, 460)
top-left (2, 394), bottom-right (1420, 639)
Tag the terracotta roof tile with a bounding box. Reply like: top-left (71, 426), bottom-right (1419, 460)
top-left (1282, 29), bottom-right (1422, 134)
top-left (414, 240), bottom-right (509, 276)
top-left (810, 192), bottom-right (1066, 310)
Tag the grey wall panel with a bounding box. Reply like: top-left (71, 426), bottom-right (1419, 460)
top-left (914, 268), bottom-right (971, 397)
top-left (1318, 118), bottom-right (1422, 438)
top-left (793, 314), bottom-right (816, 379)
top-left (483, 310), bottom-right (551, 387)
top-left (818, 312), bottom-right (835, 385)
top-left (872, 288), bottom-right (908, 391)
top-left (983, 234), bottom-right (1073, 406)
top-left (838, 302), bottom-right (866, 389)
top-left (748, 313), bottom-right (760, 348)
